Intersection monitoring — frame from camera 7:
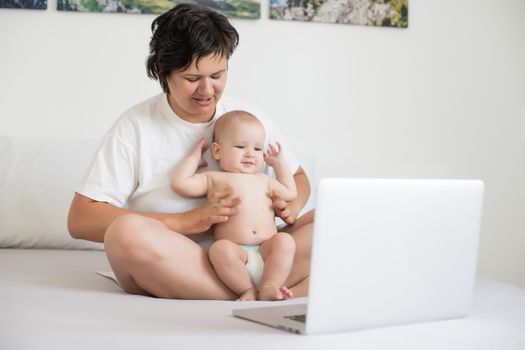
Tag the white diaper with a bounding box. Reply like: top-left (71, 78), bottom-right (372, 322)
top-left (242, 245), bottom-right (264, 289)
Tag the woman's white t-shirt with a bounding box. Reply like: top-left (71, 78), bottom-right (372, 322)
top-left (77, 93), bottom-right (300, 224)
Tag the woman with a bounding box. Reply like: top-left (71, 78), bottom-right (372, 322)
top-left (67, 3), bottom-right (313, 300)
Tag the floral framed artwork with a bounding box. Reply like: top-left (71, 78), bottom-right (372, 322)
top-left (270, 0), bottom-right (408, 28)
top-left (0, 0), bottom-right (47, 9)
top-left (57, 0), bottom-right (260, 19)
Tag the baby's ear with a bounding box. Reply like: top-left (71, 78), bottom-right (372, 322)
top-left (211, 142), bottom-right (221, 160)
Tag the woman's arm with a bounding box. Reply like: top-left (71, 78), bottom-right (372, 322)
top-left (67, 189), bottom-right (240, 243)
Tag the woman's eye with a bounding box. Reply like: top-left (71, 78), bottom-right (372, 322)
top-left (185, 77), bottom-right (199, 82)
top-left (211, 73), bottom-right (222, 80)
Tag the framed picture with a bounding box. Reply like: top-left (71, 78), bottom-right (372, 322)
top-left (57, 0), bottom-right (260, 19)
top-left (270, 0), bottom-right (408, 28)
top-left (0, 0), bottom-right (47, 9)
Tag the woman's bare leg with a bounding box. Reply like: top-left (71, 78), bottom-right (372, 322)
top-left (208, 239), bottom-right (257, 301)
top-left (286, 209), bottom-right (314, 234)
top-left (283, 209), bottom-right (314, 297)
top-left (259, 232), bottom-right (296, 301)
top-left (104, 214), bottom-right (236, 300)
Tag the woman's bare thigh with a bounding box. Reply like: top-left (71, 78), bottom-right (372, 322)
top-left (104, 214), bottom-right (236, 300)
top-left (284, 222), bottom-right (313, 292)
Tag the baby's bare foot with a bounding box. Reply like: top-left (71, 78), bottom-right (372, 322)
top-left (259, 284), bottom-right (293, 301)
top-left (279, 286), bottom-right (293, 299)
top-left (237, 288), bottom-right (257, 301)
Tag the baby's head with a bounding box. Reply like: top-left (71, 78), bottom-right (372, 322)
top-left (212, 110), bottom-right (266, 174)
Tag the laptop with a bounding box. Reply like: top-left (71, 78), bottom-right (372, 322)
top-left (233, 178), bottom-right (484, 334)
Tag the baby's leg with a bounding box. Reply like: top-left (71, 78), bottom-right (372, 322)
top-left (208, 239), bottom-right (257, 301)
top-left (259, 232), bottom-right (296, 301)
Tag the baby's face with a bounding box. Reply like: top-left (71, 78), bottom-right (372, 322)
top-left (214, 121), bottom-right (265, 174)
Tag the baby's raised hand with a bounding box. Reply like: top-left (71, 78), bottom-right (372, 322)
top-left (263, 142), bottom-right (284, 168)
top-left (192, 136), bottom-right (209, 169)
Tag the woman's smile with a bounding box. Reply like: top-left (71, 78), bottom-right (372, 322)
top-left (192, 96), bottom-right (214, 107)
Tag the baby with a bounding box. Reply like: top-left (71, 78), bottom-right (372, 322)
top-left (170, 110), bottom-right (297, 301)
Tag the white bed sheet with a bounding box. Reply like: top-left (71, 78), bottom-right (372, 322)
top-left (1, 248), bottom-right (524, 350)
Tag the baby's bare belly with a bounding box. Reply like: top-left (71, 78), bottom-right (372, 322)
top-left (214, 202), bottom-right (277, 245)
top-left (209, 172), bottom-right (277, 245)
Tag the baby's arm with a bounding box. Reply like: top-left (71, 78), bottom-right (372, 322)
top-left (170, 137), bottom-right (208, 198)
top-left (264, 143), bottom-right (297, 201)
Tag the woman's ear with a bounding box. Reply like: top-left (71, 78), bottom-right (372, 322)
top-left (211, 142), bottom-right (221, 160)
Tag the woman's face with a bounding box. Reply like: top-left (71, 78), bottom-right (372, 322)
top-left (166, 54), bottom-right (228, 123)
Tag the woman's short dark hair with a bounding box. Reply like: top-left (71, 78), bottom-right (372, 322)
top-left (146, 3), bottom-right (239, 94)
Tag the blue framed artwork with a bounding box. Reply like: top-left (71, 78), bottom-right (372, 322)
top-left (0, 0), bottom-right (47, 9)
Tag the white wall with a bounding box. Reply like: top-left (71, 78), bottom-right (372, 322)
top-left (1, 0), bottom-right (524, 287)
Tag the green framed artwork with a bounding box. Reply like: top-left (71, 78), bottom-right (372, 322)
top-left (270, 0), bottom-right (408, 28)
top-left (57, 0), bottom-right (260, 19)
top-left (0, 0), bottom-right (47, 9)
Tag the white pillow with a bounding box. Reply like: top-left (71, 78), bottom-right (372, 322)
top-left (0, 134), bottom-right (316, 250)
top-left (0, 135), bottom-right (104, 250)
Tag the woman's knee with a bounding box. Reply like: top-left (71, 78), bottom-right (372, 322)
top-left (104, 214), bottom-right (163, 262)
top-left (292, 223), bottom-right (313, 262)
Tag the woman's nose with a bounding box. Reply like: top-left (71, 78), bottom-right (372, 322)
top-left (198, 78), bottom-right (213, 95)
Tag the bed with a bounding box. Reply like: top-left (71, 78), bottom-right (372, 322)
top-left (1, 134), bottom-right (525, 349)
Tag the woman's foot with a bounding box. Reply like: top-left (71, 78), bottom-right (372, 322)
top-left (258, 284), bottom-right (294, 301)
top-left (237, 287), bottom-right (257, 301)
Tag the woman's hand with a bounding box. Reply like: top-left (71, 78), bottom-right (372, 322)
top-left (271, 190), bottom-right (297, 225)
top-left (176, 186), bottom-right (241, 235)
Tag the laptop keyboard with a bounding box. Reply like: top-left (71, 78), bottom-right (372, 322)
top-left (284, 314), bottom-right (306, 323)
